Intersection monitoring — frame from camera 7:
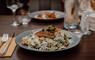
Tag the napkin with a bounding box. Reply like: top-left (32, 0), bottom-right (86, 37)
top-left (0, 37), bottom-right (16, 58)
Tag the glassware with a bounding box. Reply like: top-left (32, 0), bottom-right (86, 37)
top-left (17, 15), bottom-right (31, 25)
top-left (80, 11), bottom-right (93, 35)
top-left (6, 0), bottom-right (22, 27)
top-left (64, 18), bottom-right (78, 32)
top-left (64, 17), bottom-right (84, 38)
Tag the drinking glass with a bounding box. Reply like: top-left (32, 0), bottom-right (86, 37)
top-left (80, 11), bottom-right (92, 35)
top-left (6, 0), bottom-right (22, 26)
top-left (64, 18), bottom-right (84, 38)
top-left (64, 19), bottom-right (78, 32)
top-left (17, 15), bottom-right (31, 26)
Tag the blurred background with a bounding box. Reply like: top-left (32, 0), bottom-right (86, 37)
top-left (0, 0), bottom-right (64, 15)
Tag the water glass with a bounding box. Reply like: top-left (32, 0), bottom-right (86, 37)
top-left (64, 20), bottom-right (78, 32)
top-left (17, 15), bottom-right (31, 25)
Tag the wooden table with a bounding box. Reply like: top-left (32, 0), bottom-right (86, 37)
top-left (0, 16), bottom-right (95, 60)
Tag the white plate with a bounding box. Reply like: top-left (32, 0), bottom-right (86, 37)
top-left (29, 10), bottom-right (64, 21)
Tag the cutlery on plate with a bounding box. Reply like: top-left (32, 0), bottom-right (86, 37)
top-left (0, 33), bottom-right (15, 55)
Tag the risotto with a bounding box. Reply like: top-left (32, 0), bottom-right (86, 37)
top-left (21, 25), bottom-right (72, 51)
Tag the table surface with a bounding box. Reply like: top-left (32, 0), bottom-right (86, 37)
top-left (0, 16), bottom-right (95, 60)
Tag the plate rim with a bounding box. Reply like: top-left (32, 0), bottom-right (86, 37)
top-left (16, 29), bottom-right (80, 52)
top-left (29, 10), bottom-right (64, 21)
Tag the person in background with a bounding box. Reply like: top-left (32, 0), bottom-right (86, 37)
top-left (64, 0), bottom-right (80, 25)
top-left (90, 0), bottom-right (95, 11)
top-left (0, 0), bottom-right (12, 15)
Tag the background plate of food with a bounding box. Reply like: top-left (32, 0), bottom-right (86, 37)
top-left (16, 25), bottom-right (80, 52)
top-left (29, 10), bottom-right (64, 21)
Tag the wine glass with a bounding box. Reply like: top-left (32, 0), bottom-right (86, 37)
top-left (6, 0), bottom-right (22, 26)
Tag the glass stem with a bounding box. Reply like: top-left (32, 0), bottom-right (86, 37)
top-left (12, 11), bottom-right (19, 26)
top-left (13, 12), bottom-right (15, 21)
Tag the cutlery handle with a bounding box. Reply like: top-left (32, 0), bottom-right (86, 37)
top-left (0, 38), bottom-right (11, 55)
top-left (0, 33), bottom-right (15, 55)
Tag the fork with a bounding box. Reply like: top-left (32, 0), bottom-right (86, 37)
top-left (0, 33), bottom-right (9, 55)
top-left (0, 33), bottom-right (15, 55)
top-left (0, 33), bottom-right (9, 47)
top-left (1, 33), bottom-right (9, 43)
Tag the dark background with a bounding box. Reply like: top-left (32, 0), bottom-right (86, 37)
top-left (0, 0), bottom-right (64, 15)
